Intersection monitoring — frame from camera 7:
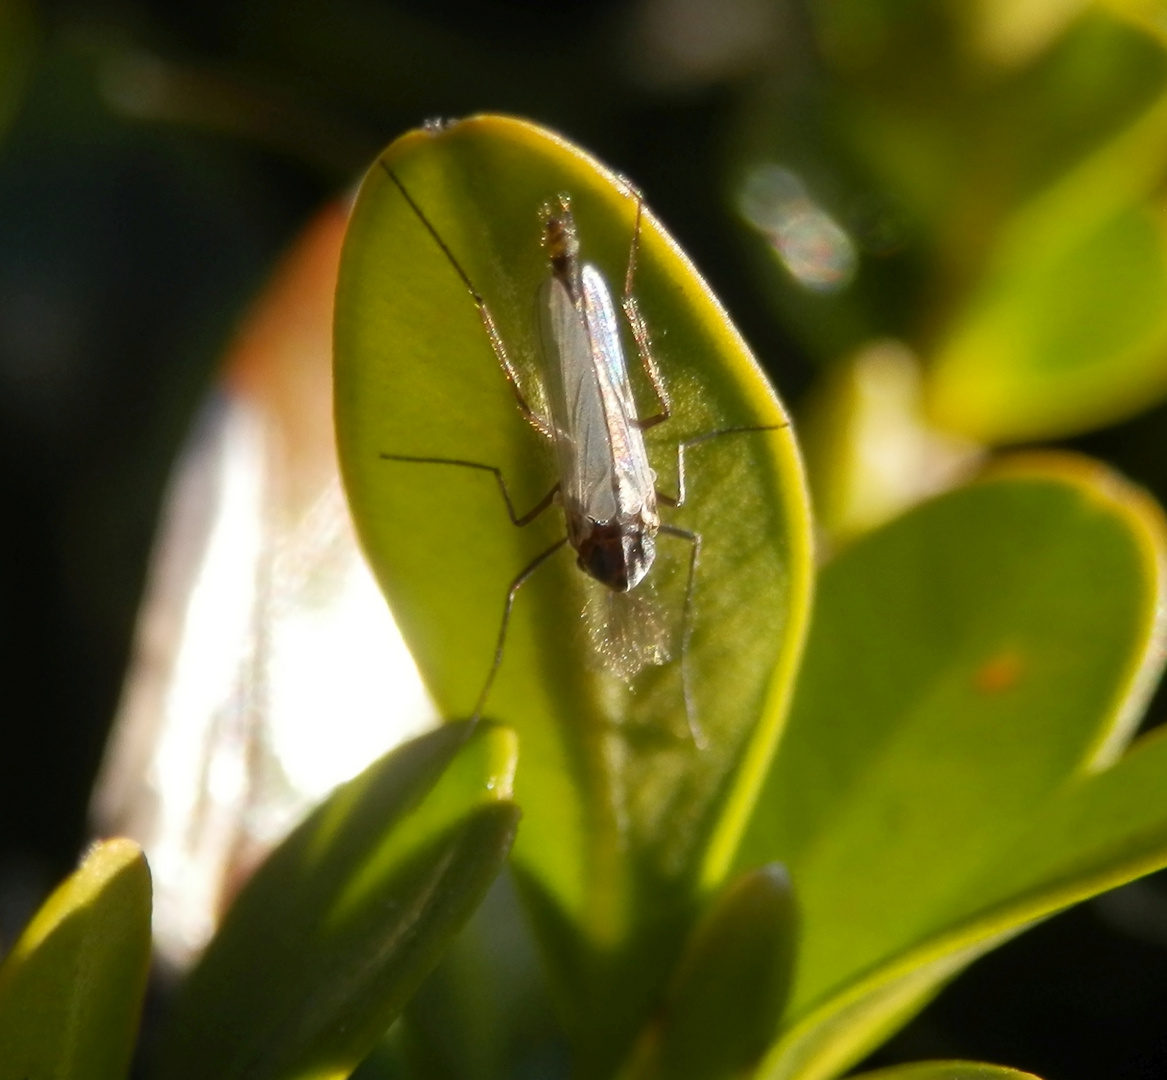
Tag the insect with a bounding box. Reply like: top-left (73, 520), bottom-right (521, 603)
top-left (379, 161), bottom-right (781, 746)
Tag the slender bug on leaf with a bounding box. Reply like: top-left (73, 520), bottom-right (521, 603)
top-left (379, 161), bottom-right (783, 746)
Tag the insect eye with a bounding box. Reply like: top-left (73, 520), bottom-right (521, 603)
top-left (584, 544), bottom-right (614, 581)
top-left (579, 539), bottom-right (631, 591)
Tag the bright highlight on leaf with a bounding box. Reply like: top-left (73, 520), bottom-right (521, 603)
top-left (334, 115), bottom-right (813, 1063)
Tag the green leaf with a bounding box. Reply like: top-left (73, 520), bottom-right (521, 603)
top-left (849, 1065), bottom-right (1043, 1080)
top-left (0, 837), bottom-right (151, 1080)
top-left (735, 456), bottom-right (1167, 1080)
top-left (335, 115), bottom-right (813, 1065)
top-left (743, 7), bottom-right (1167, 442)
top-left (154, 722), bottom-right (519, 1080)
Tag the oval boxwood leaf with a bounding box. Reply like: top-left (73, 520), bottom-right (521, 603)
top-left (154, 722), bottom-right (519, 1080)
top-left (736, 455), bottom-right (1167, 1080)
top-left (0, 837), bottom-right (151, 1080)
top-left (334, 115), bottom-right (813, 1061)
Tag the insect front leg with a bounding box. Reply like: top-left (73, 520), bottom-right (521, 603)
top-left (380, 161), bottom-right (554, 440)
top-left (619, 185), bottom-right (671, 430)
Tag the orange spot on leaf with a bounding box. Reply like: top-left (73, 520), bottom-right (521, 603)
top-left (973, 650), bottom-right (1025, 694)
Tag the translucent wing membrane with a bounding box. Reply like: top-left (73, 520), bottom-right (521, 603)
top-left (538, 274), bottom-right (618, 523)
top-left (580, 264), bottom-right (657, 519)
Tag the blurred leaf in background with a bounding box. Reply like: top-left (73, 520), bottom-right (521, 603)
top-left (730, 1), bottom-right (1167, 541)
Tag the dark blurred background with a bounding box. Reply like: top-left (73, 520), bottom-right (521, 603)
top-left (3, 1), bottom-right (1167, 1077)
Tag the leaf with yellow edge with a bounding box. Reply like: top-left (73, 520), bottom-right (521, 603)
top-left (334, 115), bottom-right (813, 1069)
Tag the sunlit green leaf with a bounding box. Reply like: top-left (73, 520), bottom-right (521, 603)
top-left (335, 115), bottom-right (813, 1065)
top-left (744, 6), bottom-right (1167, 442)
top-left (1105, 0), bottom-right (1167, 38)
top-left (0, 837), bottom-right (151, 1080)
top-left (797, 343), bottom-right (983, 546)
top-left (959, 0), bottom-right (1091, 67)
top-left (736, 456), bottom-right (1167, 1080)
top-left (154, 722), bottom-right (519, 1080)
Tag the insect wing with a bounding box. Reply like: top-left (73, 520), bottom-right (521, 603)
top-left (579, 264), bottom-right (655, 516)
top-left (538, 275), bottom-right (619, 522)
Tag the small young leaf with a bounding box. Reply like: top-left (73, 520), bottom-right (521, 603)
top-left (154, 722), bottom-right (519, 1080)
top-left (0, 837), bottom-right (151, 1080)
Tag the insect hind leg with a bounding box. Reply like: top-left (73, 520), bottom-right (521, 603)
top-left (473, 536), bottom-right (569, 723)
top-left (379, 452), bottom-right (565, 723)
top-left (652, 422), bottom-right (788, 747)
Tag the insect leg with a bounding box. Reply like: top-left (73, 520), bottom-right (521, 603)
top-left (380, 453), bottom-right (566, 721)
top-left (619, 184), bottom-right (671, 430)
top-left (658, 523), bottom-right (704, 749)
top-left (379, 160), bottom-right (553, 440)
top-left (473, 536), bottom-right (570, 723)
top-left (379, 453), bottom-right (558, 526)
top-left (656, 423), bottom-right (789, 508)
